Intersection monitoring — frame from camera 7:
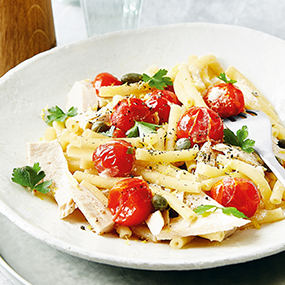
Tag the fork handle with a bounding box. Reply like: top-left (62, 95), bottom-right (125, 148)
top-left (260, 152), bottom-right (285, 188)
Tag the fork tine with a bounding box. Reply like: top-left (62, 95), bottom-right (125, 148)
top-left (224, 116), bottom-right (237, 122)
top-left (245, 109), bottom-right (258, 116)
top-left (223, 110), bottom-right (258, 126)
top-left (238, 112), bottom-right (247, 118)
top-left (223, 111), bottom-right (254, 135)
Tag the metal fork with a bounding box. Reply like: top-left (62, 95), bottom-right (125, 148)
top-left (223, 110), bottom-right (285, 187)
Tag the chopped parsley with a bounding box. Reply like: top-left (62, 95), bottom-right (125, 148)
top-left (126, 121), bottom-right (162, 138)
top-left (11, 163), bottom-right (52, 194)
top-left (44, 106), bottom-right (78, 124)
top-left (194, 204), bottom-right (248, 219)
top-left (217, 72), bottom-right (237, 84)
top-left (224, 125), bottom-right (255, 153)
top-left (142, 69), bottom-right (173, 90)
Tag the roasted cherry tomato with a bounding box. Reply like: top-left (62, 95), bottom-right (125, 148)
top-left (110, 97), bottom-right (154, 133)
top-left (176, 106), bottom-right (224, 147)
top-left (155, 89), bottom-right (181, 105)
top-left (165, 84), bottom-right (175, 93)
top-left (210, 177), bottom-right (261, 217)
top-left (204, 82), bottom-right (245, 118)
top-left (92, 72), bottom-right (122, 95)
top-left (112, 127), bottom-right (126, 138)
top-left (145, 90), bottom-right (181, 124)
top-left (92, 140), bottom-right (135, 177)
top-left (108, 178), bottom-right (153, 226)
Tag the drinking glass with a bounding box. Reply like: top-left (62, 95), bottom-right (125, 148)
top-left (80, 0), bottom-right (143, 37)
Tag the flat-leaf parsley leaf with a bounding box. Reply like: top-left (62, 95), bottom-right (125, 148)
top-left (193, 205), bottom-right (216, 217)
top-left (224, 125), bottom-right (255, 153)
top-left (142, 69), bottom-right (173, 90)
top-left (11, 163), bottom-right (52, 194)
top-left (44, 106), bottom-right (78, 124)
top-left (194, 204), bottom-right (248, 219)
top-left (217, 72), bottom-right (237, 84)
top-left (126, 121), bottom-right (162, 138)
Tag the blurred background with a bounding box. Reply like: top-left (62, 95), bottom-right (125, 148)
top-left (52, 0), bottom-right (285, 46)
top-left (2, 0), bottom-right (285, 284)
top-left (2, 0), bottom-right (285, 77)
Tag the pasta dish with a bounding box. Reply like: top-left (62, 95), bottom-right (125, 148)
top-left (11, 54), bottom-right (285, 250)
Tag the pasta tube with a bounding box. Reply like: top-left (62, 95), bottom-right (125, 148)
top-left (135, 148), bottom-right (198, 163)
top-left (170, 236), bottom-right (194, 249)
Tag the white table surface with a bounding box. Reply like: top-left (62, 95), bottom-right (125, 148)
top-left (2, 0), bottom-right (285, 284)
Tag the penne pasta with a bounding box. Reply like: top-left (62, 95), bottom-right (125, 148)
top-left (270, 180), bottom-right (285, 205)
top-left (165, 104), bottom-right (182, 151)
top-left (138, 168), bottom-right (201, 193)
top-left (59, 129), bottom-right (71, 151)
top-left (99, 82), bottom-right (153, 98)
top-left (174, 63), bottom-right (207, 108)
top-left (253, 208), bottom-right (285, 225)
top-left (195, 162), bottom-right (226, 179)
top-left (66, 118), bottom-right (82, 134)
top-left (73, 171), bottom-right (124, 189)
top-left (154, 126), bottom-right (166, 151)
top-left (135, 147), bottom-right (198, 163)
top-left (66, 145), bottom-right (94, 161)
top-left (144, 162), bottom-right (196, 181)
top-left (170, 236), bottom-right (194, 249)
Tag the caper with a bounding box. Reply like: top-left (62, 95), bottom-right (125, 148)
top-left (121, 73), bottom-right (143, 84)
top-left (91, 121), bottom-right (109, 133)
top-left (175, 138), bottom-right (191, 150)
top-left (151, 194), bottom-right (168, 211)
top-left (278, 139), bottom-right (285, 149)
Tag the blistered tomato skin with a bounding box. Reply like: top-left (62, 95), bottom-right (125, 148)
top-left (211, 177), bottom-right (261, 217)
top-left (92, 72), bottom-right (122, 95)
top-left (108, 178), bottom-right (153, 226)
top-left (145, 90), bottom-right (181, 124)
top-left (154, 89), bottom-right (181, 105)
top-left (176, 106), bottom-right (224, 147)
top-left (112, 127), bottom-right (126, 138)
top-left (204, 83), bottom-right (245, 118)
top-left (110, 97), bottom-right (154, 133)
top-left (92, 140), bottom-right (135, 177)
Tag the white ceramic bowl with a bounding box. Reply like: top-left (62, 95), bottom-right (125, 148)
top-left (1, 23), bottom-right (285, 270)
